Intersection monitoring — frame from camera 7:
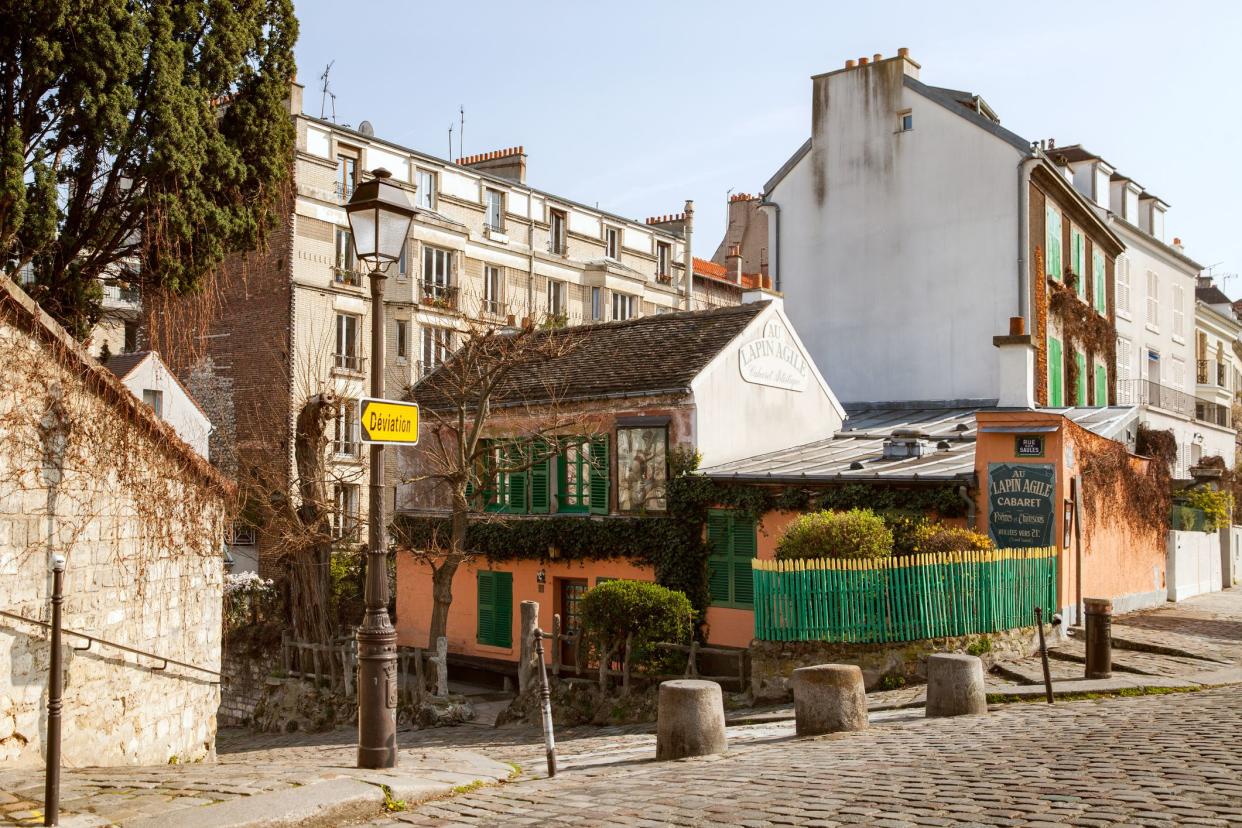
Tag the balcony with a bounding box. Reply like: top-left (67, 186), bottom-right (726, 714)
top-left (333, 266), bottom-right (362, 288)
top-left (101, 282), bottom-right (142, 312)
top-left (1116, 379), bottom-right (1194, 418)
top-left (332, 352), bottom-right (366, 375)
top-left (1196, 359), bottom-right (1227, 388)
top-left (1195, 398), bottom-right (1231, 428)
top-left (420, 281), bottom-right (459, 311)
top-left (333, 181), bottom-right (355, 203)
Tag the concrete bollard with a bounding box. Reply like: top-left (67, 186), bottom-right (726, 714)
top-left (791, 664), bottom-right (868, 736)
top-left (656, 680), bottom-right (727, 760)
top-left (925, 653), bottom-right (988, 717)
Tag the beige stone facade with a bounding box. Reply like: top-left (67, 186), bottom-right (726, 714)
top-left (0, 277), bottom-right (229, 767)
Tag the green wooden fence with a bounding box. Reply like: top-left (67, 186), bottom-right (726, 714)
top-left (752, 547), bottom-right (1058, 643)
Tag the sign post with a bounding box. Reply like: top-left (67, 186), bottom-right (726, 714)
top-left (359, 398), bottom-right (419, 446)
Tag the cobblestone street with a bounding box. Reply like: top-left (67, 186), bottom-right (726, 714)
top-left (370, 685), bottom-right (1242, 827)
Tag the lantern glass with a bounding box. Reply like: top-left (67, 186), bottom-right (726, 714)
top-left (347, 206), bottom-right (379, 261)
top-left (345, 168), bottom-right (416, 269)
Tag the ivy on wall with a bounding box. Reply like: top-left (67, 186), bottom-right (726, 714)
top-left (1049, 274), bottom-right (1115, 406)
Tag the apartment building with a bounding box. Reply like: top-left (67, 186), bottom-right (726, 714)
top-left (753, 49), bottom-right (1124, 408)
top-left (194, 82), bottom-right (742, 571)
top-left (1048, 145), bottom-right (1233, 474)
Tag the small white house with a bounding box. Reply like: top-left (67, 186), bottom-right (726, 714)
top-left (104, 350), bottom-right (212, 458)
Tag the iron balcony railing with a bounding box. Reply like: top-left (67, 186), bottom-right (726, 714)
top-left (332, 352), bottom-right (366, 374)
top-left (420, 281), bottom-right (458, 310)
top-left (101, 282), bottom-right (142, 309)
top-left (1115, 378), bottom-right (1195, 417)
top-left (1197, 359), bottom-right (1228, 388)
top-left (333, 266), bottom-right (362, 287)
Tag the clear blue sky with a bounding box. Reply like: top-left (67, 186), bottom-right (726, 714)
top-left (294, 0), bottom-right (1241, 291)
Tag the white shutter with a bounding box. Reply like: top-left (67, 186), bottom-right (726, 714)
top-left (1116, 337), bottom-right (1131, 382)
top-left (1173, 284), bottom-right (1184, 337)
top-left (1146, 271), bottom-right (1159, 326)
top-left (1116, 256), bottom-right (1130, 313)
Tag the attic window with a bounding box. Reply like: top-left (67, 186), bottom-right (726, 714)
top-left (897, 110), bottom-right (913, 132)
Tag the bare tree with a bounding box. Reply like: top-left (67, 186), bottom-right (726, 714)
top-left (403, 319), bottom-right (604, 648)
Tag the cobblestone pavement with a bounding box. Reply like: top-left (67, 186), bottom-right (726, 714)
top-left (366, 684), bottom-right (1242, 827)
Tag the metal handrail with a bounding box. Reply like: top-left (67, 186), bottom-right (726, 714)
top-left (0, 608), bottom-right (221, 681)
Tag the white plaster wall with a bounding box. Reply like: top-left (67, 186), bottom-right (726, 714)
top-left (122, 355), bottom-right (212, 459)
top-left (772, 62), bottom-right (1023, 404)
top-left (690, 302), bottom-right (844, 467)
top-left (1167, 530), bottom-right (1223, 601)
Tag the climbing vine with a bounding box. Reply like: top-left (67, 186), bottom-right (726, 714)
top-left (1077, 424), bottom-right (1172, 544)
top-left (1048, 276), bottom-right (1115, 405)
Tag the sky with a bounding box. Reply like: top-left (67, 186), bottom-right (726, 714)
top-left (293, 0), bottom-right (1242, 293)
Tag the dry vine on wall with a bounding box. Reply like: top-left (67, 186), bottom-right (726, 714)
top-left (1077, 424), bottom-right (1173, 545)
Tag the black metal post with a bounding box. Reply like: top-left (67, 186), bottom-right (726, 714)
top-left (1034, 606), bottom-right (1053, 704)
top-left (533, 629), bottom-right (557, 777)
top-left (44, 556), bottom-right (65, 827)
top-left (1084, 598), bottom-right (1113, 679)
top-left (356, 267), bottom-right (398, 769)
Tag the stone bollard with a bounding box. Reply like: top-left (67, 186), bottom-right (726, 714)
top-left (791, 664), bottom-right (868, 736)
top-left (925, 653), bottom-right (988, 717)
top-left (656, 680), bottom-right (727, 760)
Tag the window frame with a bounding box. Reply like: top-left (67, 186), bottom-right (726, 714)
top-left (483, 265), bottom-right (504, 316)
top-left (604, 226), bottom-right (620, 259)
top-left (1045, 205), bottom-right (1063, 281)
top-left (547, 279), bottom-right (566, 318)
top-left (656, 241), bottom-right (671, 278)
top-left (414, 168), bottom-right (436, 210)
top-left (612, 292), bottom-right (635, 321)
top-left (1146, 270), bottom-right (1159, 328)
top-left (484, 188), bottom-right (505, 231)
top-left (590, 286), bottom-right (603, 321)
top-left (421, 325), bottom-right (453, 375)
top-left (1047, 336), bottom-right (1064, 407)
top-left (897, 109), bottom-right (913, 132)
top-left (395, 319), bottom-right (408, 361)
top-left (335, 313), bottom-right (360, 372)
top-left (142, 388), bottom-right (163, 418)
top-left (1092, 249), bottom-right (1107, 314)
top-left (549, 208), bottom-right (567, 254)
top-left (336, 153), bottom-right (358, 202)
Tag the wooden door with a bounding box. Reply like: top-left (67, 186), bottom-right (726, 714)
top-left (558, 578), bottom-right (589, 667)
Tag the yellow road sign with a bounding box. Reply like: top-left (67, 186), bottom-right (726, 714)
top-left (359, 397), bottom-right (419, 445)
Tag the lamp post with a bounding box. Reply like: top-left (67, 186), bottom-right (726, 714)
top-left (345, 168), bottom-right (415, 769)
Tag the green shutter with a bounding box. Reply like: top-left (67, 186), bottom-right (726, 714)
top-left (1093, 250), bottom-right (1107, 312)
top-left (504, 443), bottom-right (527, 514)
top-left (477, 570), bottom-right (495, 644)
top-left (1075, 351), bottom-right (1088, 406)
top-left (706, 510), bottom-right (754, 608)
top-left (731, 514), bottom-right (756, 607)
top-left (529, 454), bottom-right (551, 514)
top-left (1048, 337), bottom-right (1063, 407)
top-left (493, 571), bottom-right (513, 647)
top-left (706, 511), bottom-right (732, 604)
top-left (1046, 206), bottom-right (1062, 280)
top-left (1095, 363), bottom-right (1107, 408)
top-left (588, 434), bottom-right (609, 515)
top-left (1071, 230), bottom-right (1085, 295)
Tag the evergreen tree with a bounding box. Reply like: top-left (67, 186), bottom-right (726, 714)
top-left (0, 0), bottom-right (298, 338)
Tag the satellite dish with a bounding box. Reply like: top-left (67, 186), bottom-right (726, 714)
top-left (358, 120), bottom-right (374, 137)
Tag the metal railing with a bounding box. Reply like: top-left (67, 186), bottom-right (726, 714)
top-left (334, 181), bottom-right (355, 202)
top-left (332, 352), bottom-right (366, 374)
top-left (1115, 378), bottom-right (1196, 417)
top-left (333, 266), bottom-right (362, 287)
top-left (1197, 359), bottom-right (1228, 388)
top-left (101, 283), bottom-right (141, 309)
top-left (420, 281), bottom-right (458, 310)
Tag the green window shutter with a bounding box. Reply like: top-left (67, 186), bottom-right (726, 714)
top-left (1093, 250), bottom-right (1107, 312)
top-left (1071, 230), bottom-right (1085, 295)
top-left (529, 455), bottom-right (551, 514)
top-left (1075, 352), bottom-right (1087, 406)
top-left (477, 571), bottom-right (495, 645)
top-left (1046, 206), bottom-right (1062, 280)
top-left (1048, 337), bottom-right (1063, 407)
top-left (503, 443), bottom-right (527, 514)
top-left (1095, 363), bottom-right (1107, 408)
top-left (706, 511), bottom-right (732, 604)
top-left (731, 514), bottom-right (756, 607)
top-left (588, 434), bottom-right (610, 515)
top-left (494, 571), bottom-right (513, 647)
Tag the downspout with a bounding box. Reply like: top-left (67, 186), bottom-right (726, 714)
top-left (758, 199), bottom-right (780, 291)
top-left (957, 484), bottom-right (977, 530)
top-left (526, 190), bottom-right (535, 323)
top-left (1016, 151), bottom-right (1040, 324)
top-left (683, 199), bottom-right (694, 310)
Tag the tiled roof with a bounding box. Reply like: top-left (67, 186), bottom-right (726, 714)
top-left (411, 302), bottom-right (768, 410)
top-left (693, 257), bottom-right (768, 290)
top-left (1197, 284), bottom-right (1233, 306)
top-left (103, 350), bottom-right (151, 379)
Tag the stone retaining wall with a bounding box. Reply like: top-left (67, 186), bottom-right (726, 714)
top-left (219, 647), bottom-right (281, 727)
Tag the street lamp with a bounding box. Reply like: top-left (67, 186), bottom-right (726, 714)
top-left (345, 168), bottom-right (415, 769)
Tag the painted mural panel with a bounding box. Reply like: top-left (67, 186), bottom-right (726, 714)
top-left (616, 427), bottom-right (667, 512)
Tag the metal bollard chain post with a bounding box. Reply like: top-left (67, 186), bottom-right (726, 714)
top-left (533, 629), bottom-right (557, 777)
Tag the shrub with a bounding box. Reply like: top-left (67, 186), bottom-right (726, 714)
top-left (881, 511), bottom-right (933, 555)
top-left (1180, 486), bottom-right (1233, 531)
top-left (910, 524), bottom-right (994, 555)
top-left (223, 571), bottom-right (277, 630)
top-left (776, 509), bottom-right (894, 560)
top-left (579, 580), bottom-right (693, 672)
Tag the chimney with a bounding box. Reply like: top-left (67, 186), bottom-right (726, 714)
top-left (1173, 237), bottom-right (1184, 251)
top-left (726, 244), bottom-right (743, 283)
top-left (896, 46), bottom-right (919, 79)
top-left (287, 80), bottom-right (304, 117)
top-left (993, 316), bottom-right (1036, 408)
top-left (644, 212), bottom-right (688, 236)
top-left (458, 146), bottom-right (527, 184)
top-left (683, 200), bottom-right (694, 310)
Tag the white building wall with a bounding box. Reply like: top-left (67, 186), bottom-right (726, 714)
top-left (121, 355), bottom-right (212, 459)
top-left (771, 59), bottom-right (1023, 404)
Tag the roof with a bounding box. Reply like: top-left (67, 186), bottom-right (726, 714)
top-left (700, 405), bottom-right (1138, 484)
top-left (411, 302), bottom-right (768, 410)
top-left (905, 76), bottom-right (1031, 154)
top-left (692, 258), bottom-right (767, 291)
top-left (103, 350), bottom-right (150, 379)
top-left (1196, 284), bottom-right (1233, 306)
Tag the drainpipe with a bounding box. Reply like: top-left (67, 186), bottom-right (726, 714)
top-left (1016, 151), bottom-right (1040, 324)
top-left (526, 190), bottom-right (535, 323)
top-left (683, 199), bottom-right (694, 310)
top-left (758, 199), bottom-right (780, 291)
top-left (957, 484), bottom-right (977, 529)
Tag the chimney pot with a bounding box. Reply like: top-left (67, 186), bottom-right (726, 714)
top-left (873, 53), bottom-right (882, 61)
top-left (1174, 237), bottom-right (1183, 247)
top-left (1009, 316), bottom-right (1025, 336)
top-left (898, 47), bottom-right (910, 58)
top-left (859, 56), bottom-right (869, 65)
top-left (845, 59), bottom-right (856, 69)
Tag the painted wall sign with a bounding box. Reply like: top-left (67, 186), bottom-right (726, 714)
top-left (987, 462), bottom-right (1057, 548)
top-left (738, 319), bottom-right (809, 392)
top-left (1015, 435), bottom-right (1045, 457)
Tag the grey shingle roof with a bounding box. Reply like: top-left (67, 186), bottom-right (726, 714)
top-left (411, 302), bottom-right (767, 410)
top-left (103, 350), bottom-right (151, 379)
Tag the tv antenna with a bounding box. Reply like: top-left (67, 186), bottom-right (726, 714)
top-left (448, 123), bottom-right (454, 161)
top-left (459, 105), bottom-right (465, 160)
top-left (319, 61), bottom-right (337, 122)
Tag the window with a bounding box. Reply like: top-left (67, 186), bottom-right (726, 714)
top-left (1094, 363), bottom-right (1108, 408)
top-left (123, 320), bottom-right (138, 353)
top-left (484, 188), bottom-right (504, 230)
top-left (656, 242), bottom-right (671, 277)
top-left (395, 319), bottom-right (408, 360)
top-left (227, 523), bottom-right (256, 546)
top-left (415, 169), bottom-right (435, 210)
top-left (1045, 206), bottom-right (1062, 280)
top-left (336, 154), bottom-right (357, 201)
top-left (421, 325), bottom-right (452, 375)
top-left (334, 227), bottom-right (360, 285)
top-left (483, 265), bottom-right (503, 315)
top-left (396, 241), bottom-right (407, 279)
top-left (1075, 351), bottom-right (1088, 406)
top-left (422, 246), bottom-right (454, 307)
top-left (547, 279), bottom-right (565, 318)
top-left (612, 292), bottom-right (635, 321)
top-left (1047, 336), bottom-right (1064, 407)
top-left (617, 426), bottom-right (667, 512)
top-left (897, 109), bottom-right (913, 132)
top-left (1172, 283), bottom-right (1185, 338)
top-left (556, 436), bottom-right (609, 515)
top-left (142, 388), bottom-right (163, 418)
top-left (707, 510), bottom-right (755, 608)
top-left (332, 484), bottom-right (359, 540)
top-left (590, 286), bottom-right (603, 321)
top-left (1092, 249), bottom-right (1107, 313)
top-left (476, 570), bottom-right (513, 647)
top-left (1146, 270), bottom-right (1159, 327)
top-left (549, 208), bottom-right (566, 254)
top-left (333, 399), bottom-right (359, 456)
top-left (1116, 255), bottom-right (1130, 315)
top-left (477, 436), bottom-right (608, 516)
top-left (605, 226), bottom-right (620, 259)
top-left (335, 313), bottom-right (361, 371)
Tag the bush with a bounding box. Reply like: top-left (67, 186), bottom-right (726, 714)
top-left (579, 580), bottom-right (693, 672)
top-left (776, 509), bottom-right (894, 560)
top-left (910, 524), bottom-right (994, 555)
top-left (1180, 486), bottom-right (1233, 531)
top-left (881, 511), bottom-right (933, 555)
top-left (223, 571), bottom-right (278, 631)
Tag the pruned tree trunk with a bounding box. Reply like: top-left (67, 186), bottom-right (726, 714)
top-left (427, 493), bottom-right (469, 648)
top-left (289, 391), bottom-right (337, 643)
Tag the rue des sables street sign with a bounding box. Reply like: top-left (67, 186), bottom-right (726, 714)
top-left (359, 398), bottom-right (419, 445)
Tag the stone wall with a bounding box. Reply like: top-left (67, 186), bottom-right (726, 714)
top-left (750, 626), bottom-right (1054, 702)
top-left (218, 647), bottom-right (281, 727)
top-left (0, 278), bottom-right (230, 767)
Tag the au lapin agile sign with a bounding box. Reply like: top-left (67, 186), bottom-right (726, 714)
top-left (359, 398), bottom-right (419, 445)
top-left (987, 462), bottom-right (1056, 548)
